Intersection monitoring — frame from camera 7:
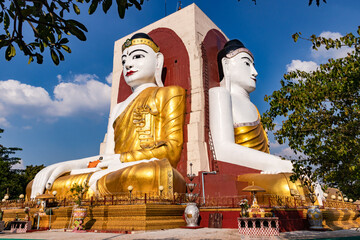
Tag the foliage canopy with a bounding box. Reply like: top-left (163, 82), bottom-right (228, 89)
top-left (262, 26), bottom-right (360, 200)
top-left (0, 128), bottom-right (44, 199)
top-left (0, 128), bottom-right (22, 199)
top-left (0, 0), bottom-right (145, 65)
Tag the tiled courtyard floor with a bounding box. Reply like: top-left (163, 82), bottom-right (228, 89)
top-left (1, 228), bottom-right (360, 240)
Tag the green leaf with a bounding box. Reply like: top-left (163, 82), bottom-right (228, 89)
top-left (116, 0), bottom-right (126, 18)
top-left (59, 38), bottom-right (69, 44)
top-left (4, 12), bottom-right (10, 30)
top-left (36, 54), bottom-right (43, 64)
top-left (73, 4), bottom-right (81, 14)
top-left (102, 0), bottom-right (112, 13)
top-left (292, 33), bottom-right (299, 43)
top-left (89, 0), bottom-right (99, 14)
top-left (28, 56), bottom-right (34, 64)
top-left (68, 26), bottom-right (87, 41)
top-left (61, 45), bottom-right (72, 53)
top-left (129, 0), bottom-right (142, 10)
top-left (5, 44), bottom-right (16, 61)
top-left (39, 41), bottom-right (44, 52)
top-left (57, 49), bottom-right (65, 61)
top-left (50, 49), bottom-right (60, 65)
top-left (48, 33), bottom-right (56, 43)
top-left (67, 19), bottom-right (88, 32)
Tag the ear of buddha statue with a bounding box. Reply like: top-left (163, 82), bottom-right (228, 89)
top-left (154, 51), bottom-right (164, 87)
top-left (221, 58), bottom-right (231, 92)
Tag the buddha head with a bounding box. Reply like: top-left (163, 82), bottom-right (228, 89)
top-left (217, 39), bottom-right (258, 94)
top-left (122, 33), bottom-right (164, 90)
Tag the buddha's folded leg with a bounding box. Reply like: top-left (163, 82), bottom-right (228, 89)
top-left (26, 159), bottom-right (187, 200)
top-left (27, 173), bottom-right (95, 200)
top-left (97, 158), bottom-right (186, 197)
top-left (45, 172), bottom-right (96, 199)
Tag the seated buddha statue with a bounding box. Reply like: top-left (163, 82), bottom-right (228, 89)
top-left (209, 39), bottom-right (293, 173)
top-left (28, 33), bottom-right (186, 199)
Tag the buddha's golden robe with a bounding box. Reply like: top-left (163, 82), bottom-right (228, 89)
top-left (234, 109), bottom-right (269, 153)
top-left (113, 86), bottom-right (185, 166)
top-left (42, 86), bottom-right (187, 198)
top-left (235, 109), bottom-right (305, 202)
top-left (97, 86), bottom-right (187, 196)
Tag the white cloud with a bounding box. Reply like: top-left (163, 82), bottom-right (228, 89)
top-left (319, 31), bottom-right (342, 39)
top-left (278, 147), bottom-right (296, 157)
top-left (286, 60), bottom-right (319, 73)
top-left (0, 80), bottom-right (52, 107)
top-left (106, 72), bottom-right (113, 84)
top-left (273, 147), bottom-right (304, 160)
top-left (0, 74), bottom-right (111, 121)
top-left (0, 117), bottom-right (10, 127)
top-left (0, 80), bottom-right (52, 118)
top-left (269, 141), bottom-right (281, 149)
top-left (50, 79), bottom-right (111, 116)
top-left (11, 159), bottom-right (25, 170)
top-left (73, 73), bottom-right (99, 83)
top-left (286, 31), bottom-right (354, 75)
top-left (311, 31), bottom-right (354, 61)
top-left (57, 74), bottom-right (63, 82)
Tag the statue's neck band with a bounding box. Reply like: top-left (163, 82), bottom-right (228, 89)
top-left (122, 38), bottom-right (160, 53)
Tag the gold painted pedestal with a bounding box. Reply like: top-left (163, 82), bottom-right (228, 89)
top-left (4, 204), bottom-right (186, 231)
top-left (322, 208), bottom-right (360, 230)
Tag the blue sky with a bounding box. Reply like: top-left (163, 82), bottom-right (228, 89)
top-left (0, 0), bottom-right (359, 168)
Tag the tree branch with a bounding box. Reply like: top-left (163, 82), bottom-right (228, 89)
top-left (23, 16), bottom-right (67, 30)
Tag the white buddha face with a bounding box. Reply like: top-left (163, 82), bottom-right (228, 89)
top-left (121, 44), bottom-right (159, 89)
top-left (223, 51), bottom-right (258, 94)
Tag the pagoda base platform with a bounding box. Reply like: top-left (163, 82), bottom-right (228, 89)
top-left (2, 205), bottom-right (359, 232)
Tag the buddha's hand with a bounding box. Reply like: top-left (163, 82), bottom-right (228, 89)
top-left (95, 154), bottom-right (121, 169)
top-left (31, 156), bottom-right (100, 198)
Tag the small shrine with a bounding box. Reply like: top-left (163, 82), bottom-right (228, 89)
top-left (242, 183), bottom-right (266, 218)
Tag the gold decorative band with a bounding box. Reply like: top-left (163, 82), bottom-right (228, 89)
top-left (226, 48), bottom-right (254, 60)
top-left (122, 38), bottom-right (160, 53)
